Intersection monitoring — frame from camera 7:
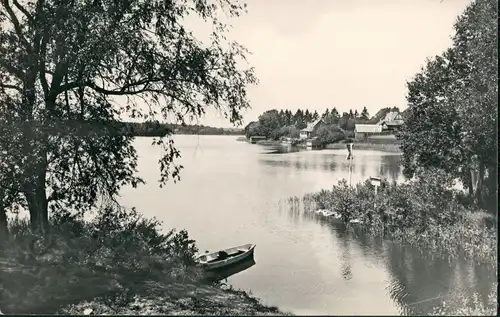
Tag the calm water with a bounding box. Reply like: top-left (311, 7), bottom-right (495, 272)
top-left (120, 135), bottom-right (495, 316)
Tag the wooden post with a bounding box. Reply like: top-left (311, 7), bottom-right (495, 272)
top-left (349, 156), bottom-right (352, 186)
top-left (370, 176), bottom-right (381, 209)
top-left (347, 143), bottom-right (353, 186)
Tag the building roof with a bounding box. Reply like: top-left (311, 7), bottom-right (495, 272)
top-left (355, 124), bottom-right (383, 133)
top-left (378, 111), bottom-right (404, 125)
top-left (301, 119), bottom-right (323, 132)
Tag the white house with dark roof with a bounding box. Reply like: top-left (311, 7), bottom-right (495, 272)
top-left (354, 124), bottom-right (383, 139)
top-left (299, 119), bottom-right (324, 139)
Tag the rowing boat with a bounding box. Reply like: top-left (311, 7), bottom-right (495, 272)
top-left (195, 244), bottom-right (256, 270)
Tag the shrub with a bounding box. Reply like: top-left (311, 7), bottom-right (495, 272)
top-left (0, 205), bottom-right (202, 314)
top-left (304, 169), bottom-right (497, 264)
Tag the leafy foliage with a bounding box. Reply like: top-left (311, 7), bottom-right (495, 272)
top-left (0, 0), bottom-right (256, 232)
top-left (315, 125), bottom-right (345, 146)
top-left (306, 170), bottom-right (497, 264)
top-left (398, 0), bottom-right (497, 209)
top-left (0, 206), bottom-right (200, 314)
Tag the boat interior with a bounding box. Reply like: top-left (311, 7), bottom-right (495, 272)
top-left (198, 245), bottom-right (253, 263)
top-left (206, 249), bottom-right (246, 263)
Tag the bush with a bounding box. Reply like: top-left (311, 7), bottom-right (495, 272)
top-left (305, 168), bottom-right (497, 264)
top-left (0, 206), bottom-right (202, 314)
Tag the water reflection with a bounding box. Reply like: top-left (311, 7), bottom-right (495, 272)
top-left (333, 225), bottom-right (354, 281)
top-left (204, 258), bottom-right (257, 283)
top-left (295, 205), bottom-right (496, 315)
top-left (258, 149), bottom-right (404, 185)
top-left (380, 155), bottom-right (402, 180)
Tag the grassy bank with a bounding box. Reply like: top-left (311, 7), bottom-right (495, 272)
top-left (324, 142), bottom-right (402, 152)
top-left (300, 168), bottom-right (497, 315)
top-left (0, 207), bottom-right (288, 315)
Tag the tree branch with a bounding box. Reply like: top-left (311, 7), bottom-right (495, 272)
top-left (0, 59), bottom-right (25, 79)
top-left (0, 83), bottom-right (22, 91)
top-left (1, 0), bottom-right (32, 51)
top-left (12, 0), bottom-right (33, 22)
top-left (38, 31), bottom-right (50, 97)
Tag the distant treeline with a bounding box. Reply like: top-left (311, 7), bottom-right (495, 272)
top-left (122, 121), bottom-right (244, 137)
top-left (244, 106), bottom-right (407, 141)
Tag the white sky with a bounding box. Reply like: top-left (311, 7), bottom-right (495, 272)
top-left (188, 0), bottom-right (472, 128)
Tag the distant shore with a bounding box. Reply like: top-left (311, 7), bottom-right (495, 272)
top-left (249, 139), bottom-right (402, 153)
top-left (324, 142), bottom-right (402, 153)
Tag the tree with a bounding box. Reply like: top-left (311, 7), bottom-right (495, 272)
top-left (304, 109), bottom-right (312, 123)
top-left (273, 125), bottom-right (299, 139)
top-left (451, 0), bottom-right (498, 206)
top-left (0, 0), bottom-right (256, 234)
top-left (360, 107), bottom-right (370, 121)
top-left (257, 109), bottom-right (281, 139)
top-left (323, 107), bottom-right (339, 125)
top-left (398, 0), bottom-right (497, 209)
top-left (245, 121), bottom-right (262, 138)
top-left (293, 109), bottom-right (306, 129)
top-left (312, 110), bottom-right (319, 121)
top-left (399, 51), bottom-right (465, 180)
top-left (315, 125), bottom-right (345, 146)
top-left (330, 107), bottom-right (339, 120)
top-left (322, 108), bottom-right (330, 119)
top-left (338, 112), bottom-right (355, 131)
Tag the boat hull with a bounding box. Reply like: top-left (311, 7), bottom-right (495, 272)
top-left (196, 244), bottom-right (256, 271)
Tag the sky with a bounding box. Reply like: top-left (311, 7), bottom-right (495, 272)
top-left (184, 0), bottom-right (473, 128)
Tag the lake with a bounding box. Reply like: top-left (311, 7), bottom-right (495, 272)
top-left (120, 135), bottom-right (495, 316)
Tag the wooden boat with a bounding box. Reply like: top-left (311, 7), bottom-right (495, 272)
top-left (195, 244), bottom-right (256, 270)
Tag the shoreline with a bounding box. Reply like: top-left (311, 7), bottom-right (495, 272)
top-left (60, 282), bottom-right (290, 316)
top-left (252, 139), bottom-right (402, 153)
top-left (0, 212), bottom-right (290, 316)
top-left (324, 142), bottom-right (402, 153)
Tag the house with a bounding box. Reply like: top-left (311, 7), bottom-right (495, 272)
top-left (378, 111), bottom-right (404, 132)
top-left (299, 119), bottom-right (324, 139)
top-left (354, 124), bottom-right (383, 139)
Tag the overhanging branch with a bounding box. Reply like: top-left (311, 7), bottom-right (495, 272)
top-left (0, 83), bottom-right (22, 91)
top-left (1, 0), bottom-right (32, 51)
top-left (12, 0), bottom-right (33, 22)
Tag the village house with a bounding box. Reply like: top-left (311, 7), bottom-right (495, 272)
top-left (299, 119), bottom-right (324, 139)
top-left (378, 111), bottom-right (404, 132)
top-left (354, 124), bottom-right (383, 139)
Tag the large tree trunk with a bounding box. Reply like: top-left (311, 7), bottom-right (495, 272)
top-left (470, 167), bottom-right (477, 197)
top-left (0, 206), bottom-right (8, 243)
top-left (475, 161), bottom-right (485, 207)
top-left (467, 169), bottom-right (474, 197)
top-left (24, 170), bottom-right (49, 234)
